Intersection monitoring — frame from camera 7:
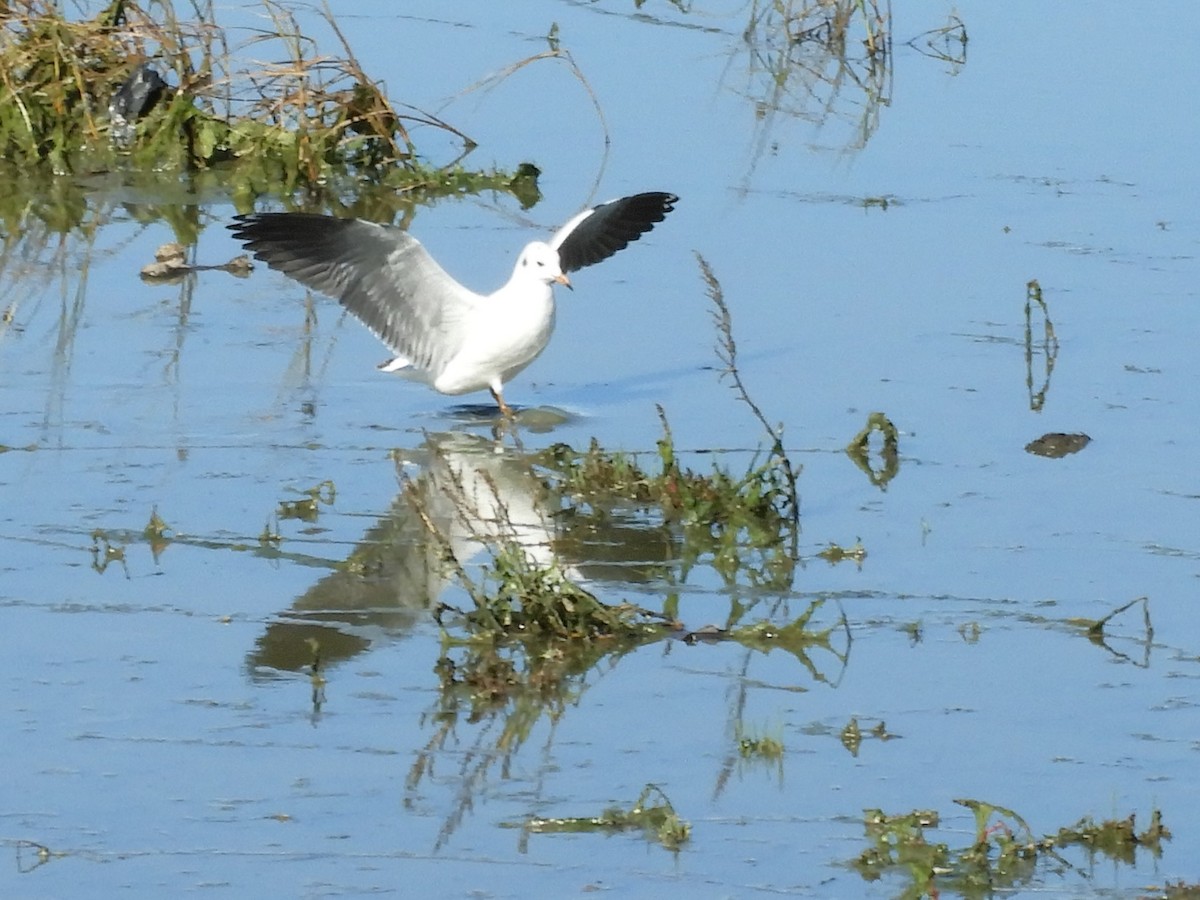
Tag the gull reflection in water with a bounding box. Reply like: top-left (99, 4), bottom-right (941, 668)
top-left (246, 430), bottom-right (675, 677)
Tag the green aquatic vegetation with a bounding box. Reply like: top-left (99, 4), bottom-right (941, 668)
top-left (818, 539), bottom-right (866, 565)
top-left (681, 598), bottom-right (847, 681)
top-left (538, 437), bottom-right (658, 503)
top-left (957, 621), bottom-right (981, 643)
top-left (800, 716), bottom-right (896, 756)
top-left (538, 256), bottom-right (801, 593)
top-left (664, 417), bottom-right (799, 591)
top-left (731, 722), bottom-right (786, 784)
top-left (845, 411), bottom-right (899, 489)
top-left (536, 412), bottom-right (798, 592)
top-left (546, 425), bottom-right (798, 589)
top-left (396, 445), bottom-right (677, 646)
top-left (840, 716), bottom-right (862, 755)
top-left (853, 800), bottom-right (1169, 897)
top-left (855, 808), bottom-right (948, 895)
top-left (258, 514), bottom-right (281, 548)
top-left (1052, 808), bottom-right (1168, 865)
top-left (276, 480), bottom-right (335, 523)
top-left (735, 722), bottom-right (784, 760)
top-left (1058, 596), bottom-right (1154, 668)
top-left (1066, 595), bottom-right (1149, 642)
top-left (445, 539), bottom-right (676, 644)
top-left (839, 717), bottom-right (895, 757)
top-left (0, 0), bottom-right (534, 201)
top-left (724, 599), bottom-right (841, 664)
top-left (143, 505), bottom-right (172, 562)
top-left (518, 784), bottom-right (690, 852)
top-left (411, 632), bottom-right (662, 849)
top-left (90, 530), bottom-right (127, 575)
top-left (428, 636), bottom-right (639, 748)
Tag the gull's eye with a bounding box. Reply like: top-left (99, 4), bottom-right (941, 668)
top-left (536, 259), bottom-right (545, 267)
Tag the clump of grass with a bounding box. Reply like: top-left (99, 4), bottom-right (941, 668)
top-left (536, 257), bottom-right (800, 593)
top-left (538, 410), bottom-right (799, 591)
top-left (0, 0), bottom-right (538, 203)
top-left (1052, 809), bottom-right (1169, 865)
top-left (854, 800), bottom-right (1169, 895)
top-left (472, 541), bottom-right (666, 640)
top-left (394, 437), bottom-right (674, 647)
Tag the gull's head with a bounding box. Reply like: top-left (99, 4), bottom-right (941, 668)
top-left (515, 241), bottom-right (572, 290)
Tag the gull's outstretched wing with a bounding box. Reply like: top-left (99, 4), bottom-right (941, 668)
top-left (549, 192), bottom-right (678, 274)
top-left (229, 213), bottom-right (478, 375)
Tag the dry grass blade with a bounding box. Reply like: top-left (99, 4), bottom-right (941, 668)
top-left (451, 32), bottom-right (611, 203)
top-left (696, 251), bottom-right (800, 526)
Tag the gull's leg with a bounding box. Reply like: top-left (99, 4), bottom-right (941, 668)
top-left (489, 385), bottom-right (513, 417)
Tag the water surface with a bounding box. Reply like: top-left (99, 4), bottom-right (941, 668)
top-left (3, 2), bottom-right (1199, 897)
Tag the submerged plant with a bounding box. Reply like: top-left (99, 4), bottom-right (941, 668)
top-left (519, 784), bottom-right (691, 851)
top-left (845, 411), bottom-right (899, 489)
top-left (853, 801), bottom-right (1169, 896)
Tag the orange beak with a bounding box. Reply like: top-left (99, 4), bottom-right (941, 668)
top-left (555, 273), bottom-right (573, 291)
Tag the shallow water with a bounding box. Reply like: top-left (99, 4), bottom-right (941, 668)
top-left (3, 2), bottom-right (1200, 897)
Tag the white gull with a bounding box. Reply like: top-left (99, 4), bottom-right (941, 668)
top-left (228, 192), bottom-right (678, 415)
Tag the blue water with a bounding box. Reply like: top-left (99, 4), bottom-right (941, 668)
top-left (2, 2), bottom-right (1199, 897)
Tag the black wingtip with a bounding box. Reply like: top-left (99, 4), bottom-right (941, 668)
top-left (555, 191), bottom-right (679, 273)
top-left (630, 191), bottom-right (678, 223)
top-left (226, 211), bottom-right (275, 244)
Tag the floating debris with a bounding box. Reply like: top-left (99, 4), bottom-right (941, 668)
top-left (1024, 432), bottom-right (1090, 458)
top-left (140, 243), bottom-right (252, 281)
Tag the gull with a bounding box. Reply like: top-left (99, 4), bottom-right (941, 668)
top-left (228, 192), bottom-right (678, 415)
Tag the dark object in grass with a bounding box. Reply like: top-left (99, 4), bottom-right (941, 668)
top-left (108, 61), bottom-right (168, 150)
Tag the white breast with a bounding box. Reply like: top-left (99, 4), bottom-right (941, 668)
top-left (433, 282), bottom-right (557, 395)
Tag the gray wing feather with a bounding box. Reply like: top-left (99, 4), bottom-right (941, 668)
top-left (549, 192), bottom-right (678, 273)
top-left (228, 213), bottom-right (476, 373)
